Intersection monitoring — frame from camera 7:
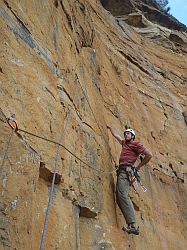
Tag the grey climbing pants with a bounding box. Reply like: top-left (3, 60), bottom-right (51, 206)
top-left (116, 170), bottom-right (136, 224)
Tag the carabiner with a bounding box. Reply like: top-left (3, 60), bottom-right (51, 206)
top-left (140, 184), bottom-right (147, 192)
top-left (7, 118), bottom-right (18, 132)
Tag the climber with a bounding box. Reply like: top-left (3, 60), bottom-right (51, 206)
top-left (107, 125), bottom-right (153, 235)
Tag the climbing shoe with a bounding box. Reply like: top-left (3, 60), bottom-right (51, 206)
top-left (122, 226), bottom-right (139, 235)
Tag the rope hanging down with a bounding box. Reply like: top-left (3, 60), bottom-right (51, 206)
top-left (0, 91), bottom-right (112, 250)
top-left (0, 130), bottom-right (14, 177)
top-left (0, 108), bottom-right (18, 177)
top-left (0, 74), bottom-right (117, 249)
top-left (39, 79), bottom-right (79, 250)
top-left (76, 74), bottom-right (116, 165)
top-left (1, 76), bottom-right (116, 175)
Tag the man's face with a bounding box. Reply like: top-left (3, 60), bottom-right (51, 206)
top-left (124, 131), bottom-right (133, 141)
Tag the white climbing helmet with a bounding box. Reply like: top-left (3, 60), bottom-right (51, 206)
top-left (124, 129), bottom-right (136, 139)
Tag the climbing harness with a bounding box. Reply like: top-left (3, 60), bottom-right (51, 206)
top-left (116, 163), bottom-right (147, 194)
top-left (116, 141), bottom-right (148, 193)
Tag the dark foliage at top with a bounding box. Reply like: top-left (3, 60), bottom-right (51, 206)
top-left (142, 0), bottom-right (170, 12)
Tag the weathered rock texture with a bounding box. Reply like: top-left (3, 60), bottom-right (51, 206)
top-left (0, 0), bottom-right (187, 249)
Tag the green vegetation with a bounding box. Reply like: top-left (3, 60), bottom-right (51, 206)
top-left (156, 0), bottom-right (170, 12)
top-left (143, 0), bottom-right (170, 13)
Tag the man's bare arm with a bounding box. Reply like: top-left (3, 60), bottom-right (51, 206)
top-left (136, 149), bottom-right (153, 171)
top-left (107, 125), bottom-right (123, 145)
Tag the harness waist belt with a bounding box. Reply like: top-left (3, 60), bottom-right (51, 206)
top-left (119, 162), bottom-right (133, 170)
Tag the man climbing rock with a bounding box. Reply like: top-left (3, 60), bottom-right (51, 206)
top-left (107, 125), bottom-right (153, 235)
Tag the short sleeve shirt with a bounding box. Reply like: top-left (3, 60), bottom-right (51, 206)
top-left (119, 140), bottom-right (146, 164)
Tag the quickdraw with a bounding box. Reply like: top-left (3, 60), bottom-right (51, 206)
top-left (7, 118), bottom-right (18, 132)
top-left (0, 108), bottom-right (18, 132)
top-left (132, 167), bottom-right (147, 193)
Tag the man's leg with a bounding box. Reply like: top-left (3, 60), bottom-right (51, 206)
top-left (116, 171), bottom-right (139, 235)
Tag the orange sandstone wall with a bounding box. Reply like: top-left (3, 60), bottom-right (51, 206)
top-left (0, 0), bottom-right (187, 249)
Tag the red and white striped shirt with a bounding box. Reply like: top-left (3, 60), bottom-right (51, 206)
top-left (119, 140), bottom-right (146, 164)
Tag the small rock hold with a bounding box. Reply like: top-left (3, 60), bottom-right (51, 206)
top-left (39, 162), bottom-right (63, 184)
top-left (182, 111), bottom-right (187, 125)
top-left (11, 196), bottom-right (18, 210)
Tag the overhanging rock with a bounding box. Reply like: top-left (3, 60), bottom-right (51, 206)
top-left (39, 161), bottom-right (63, 184)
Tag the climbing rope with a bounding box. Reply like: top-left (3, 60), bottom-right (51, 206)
top-left (0, 72), bottom-right (117, 250)
top-left (0, 109), bottom-right (18, 177)
top-left (0, 113), bottom-right (108, 175)
top-left (39, 79), bottom-right (79, 250)
top-left (0, 129), bottom-right (14, 177)
top-left (76, 74), bottom-right (116, 165)
top-left (19, 128), bottom-right (103, 173)
top-left (0, 89), bottom-right (112, 250)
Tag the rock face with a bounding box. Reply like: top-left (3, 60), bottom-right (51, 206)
top-left (101, 0), bottom-right (187, 31)
top-left (0, 0), bottom-right (187, 249)
top-left (102, 0), bottom-right (187, 51)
